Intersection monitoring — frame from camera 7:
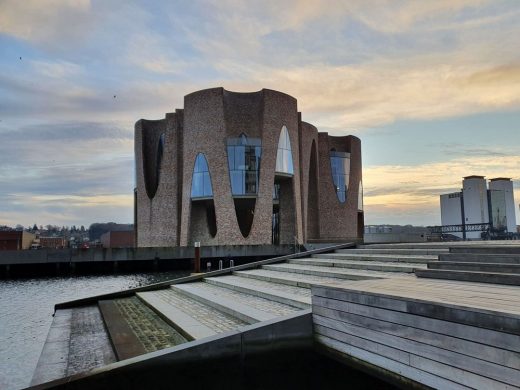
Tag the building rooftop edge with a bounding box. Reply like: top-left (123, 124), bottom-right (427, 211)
top-left (489, 177), bottom-right (512, 181)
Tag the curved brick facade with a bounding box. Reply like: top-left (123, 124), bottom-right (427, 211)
top-left (135, 87), bottom-right (363, 247)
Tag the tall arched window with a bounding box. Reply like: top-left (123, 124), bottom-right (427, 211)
top-left (275, 125), bottom-right (293, 175)
top-left (226, 133), bottom-right (262, 196)
top-left (191, 153), bottom-right (213, 198)
top-left (330, 150), bottom-right (350, 203)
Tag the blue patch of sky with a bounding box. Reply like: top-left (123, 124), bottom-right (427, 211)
top-left (355, 110), bottom-right (520, 166)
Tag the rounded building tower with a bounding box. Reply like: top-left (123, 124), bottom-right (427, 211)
top-left (135, 88), bottom-right (363, 247)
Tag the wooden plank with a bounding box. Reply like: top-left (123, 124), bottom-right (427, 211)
top-left (312, 296), bottom-right (520, 352)
top-left (314, 324), bottom-right (411, 365)
top-left (313, 280), bottom-right (520, 312)
top-left (342, 285), bottom-right (520, 312)
top-left (312, 287), bottom-right (520, 334)
top-left (349, 277), bottom-right (520, 297)
top-left (316, 335), bottom-right (469, 390)
top-left (410, 355), bottom-right (518, 390)
top-left (314, 315), bottom-right (520, 386)
top-left (313, 306), bottom-right (520, 370)
top-left (347, 276), bottom-right (520, 295)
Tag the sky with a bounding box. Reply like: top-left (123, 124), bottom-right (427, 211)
top-left (0, 0), bottom-right (519, 228)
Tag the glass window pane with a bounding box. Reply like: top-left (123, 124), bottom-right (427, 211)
top-left (191, 172), bottom-right (202, 197)
top-left (230, 170), bottom-right (243, 195)
top-left (203, 173), bottom-right (212, 196)
top-left (227, 146), bottom-right (234, 170)
top-left (235, 146), bottom-right (245, 169)
top-left (227, 137), bottom-right (261, 196)
top-left (330, 153), bottom-right (350, 203)
top-left (285, 150), bottom-right (292, 173)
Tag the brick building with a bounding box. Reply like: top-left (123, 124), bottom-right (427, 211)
top-left (100, 231), bottom-right (135, 248)
top-left (0, 231), bottom-right (35, 250)
top-left (135, 87), bottom-right (363, 247)
top-left (39, 236), bottom-right (67, 249)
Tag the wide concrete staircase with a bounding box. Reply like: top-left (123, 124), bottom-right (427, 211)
top-left (416, 244), bottom-right (520, 285)
top-left (31, 243), bottom-right (442, 386)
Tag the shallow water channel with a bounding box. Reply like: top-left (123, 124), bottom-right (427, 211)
top-left (0, 271), bottom-right (188, 390)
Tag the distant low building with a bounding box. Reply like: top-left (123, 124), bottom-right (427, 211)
top-left (0, 231), bottom-right (36, 250)
top-left (100, 231), bottom-right (135, 248)
top-left (440, 176), bottom-right (517, 239)
top-left (39, 236), bottom-right (67, 249)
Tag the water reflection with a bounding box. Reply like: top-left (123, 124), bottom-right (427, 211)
top-left (0, 271), bottom-right (188, 390)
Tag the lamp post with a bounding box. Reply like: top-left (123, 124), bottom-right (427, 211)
top-left (194, 241), bottom-right (201, 273)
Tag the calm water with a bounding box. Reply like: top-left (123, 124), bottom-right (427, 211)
top-left (0, 271), bottom-right (189, 390)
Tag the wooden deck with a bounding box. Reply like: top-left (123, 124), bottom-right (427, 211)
top-left (313, 277), bottom-right (520, 389)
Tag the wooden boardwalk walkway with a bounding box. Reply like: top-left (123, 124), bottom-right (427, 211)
top-left (313, 275), bottom-right (520, 389)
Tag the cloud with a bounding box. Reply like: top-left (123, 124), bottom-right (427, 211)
top-left (219, 60), bottom-right (520, 130)
top-left (31, 60), bottom-right (84, 79)
top-left (0, 193), bottom-right (133, 227)
top-left (0, 0), bottom-right (92, 45)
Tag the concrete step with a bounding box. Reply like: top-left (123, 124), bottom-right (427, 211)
top-left (262, 263), bottom-right (400, 281)
top-left (338, 248), bottom-right (449, 255)
top-left (31, 306), bottom-right (116, 386)
top-left (172, 282), bottom-right (300, 324)
top-left (415, 269), bottom-right (520, 286)
top-left (204, 275), bottom-right (311, 309)
top-left (359, 243), bottom-right (455, 249)
top-left (313, 252), bottom-right (435, 264)
top-left (137, 289), bottom-right (248, 340)
top-left (449, 247), bottom-right (520, 255)
top-left (99, 297), bottom-right (187, 360)
top-left (439, 254), bottom-right (520, 264)
top-left (428, 261), bottom-right (520, 274)
top-left (290, 257), bottom-right (424, 273)
top-left (233, 269), bottom-right (366, 289)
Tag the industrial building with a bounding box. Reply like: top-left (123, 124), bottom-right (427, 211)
top-left (135, 87), bottom-right (363, 247)
top-left (440, 176), bottom-right (517, 239)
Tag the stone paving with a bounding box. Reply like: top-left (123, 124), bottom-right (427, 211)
top-left (210, 275), bottom-right (312, 298)
top-left (264, 262), bottom-right (414, 279)
top-left (183, 282), bottom-right (300, 317)
top-left (113, 297), bottom-right (187, 353)
top-left (153, 288), bottom-right (248, 332)
top-left (235, 268), bottom-right (365, 287)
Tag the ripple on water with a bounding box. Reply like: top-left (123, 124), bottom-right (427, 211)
top-left (0, 271), bottom-right (188, 390)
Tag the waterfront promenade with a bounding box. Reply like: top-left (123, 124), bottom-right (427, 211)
top-left (30, 241), bottom-right (520, 389)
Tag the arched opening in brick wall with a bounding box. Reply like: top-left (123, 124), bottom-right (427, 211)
top-left (227, 133), bottom-right (262, 238)
top-left (189, 153), bottom-right (217, 241)
top-left (143, 132), bottom-right (165, 199)
top-left (329, 148), bottom-right (350, 204)
top-left (272, 126), bottom-right (296, 245)
top-left (307, 140), bottom-right (319, 239)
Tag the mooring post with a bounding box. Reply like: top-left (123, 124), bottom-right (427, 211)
top-left (194, 241), bottom-right (201, 273)
top-left (230, 259), bottom-right (234, 268)
top-left (206, 261), bottom-right (211, 272)
top-left (219, 259), bottom-right (223, 270)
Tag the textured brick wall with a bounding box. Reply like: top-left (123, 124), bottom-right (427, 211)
top-left (317, 134), bottom-right (362, 241)
top-left (299, 121), bottom-right (320, 242)
top-left (135, 114), bottom-right (180, 247)
top-left (135, 88), bottom-right (362, 247)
